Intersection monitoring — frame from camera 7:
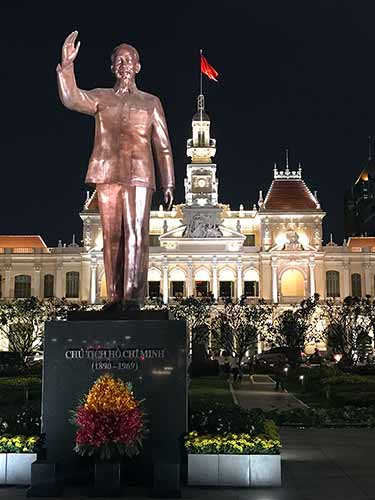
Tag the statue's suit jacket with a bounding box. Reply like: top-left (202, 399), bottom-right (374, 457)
top-left (56, 63), bottom-right (175, 190)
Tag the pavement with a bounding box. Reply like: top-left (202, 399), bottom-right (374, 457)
top-left (2, 378), bottom-right (375, 499)
top-left (231, 374), bottom-right (306, 411)
top-left (3, 429), bottom-right (375, 499)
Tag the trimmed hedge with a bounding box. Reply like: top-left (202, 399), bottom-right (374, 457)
top-left (189, 401), bottom-right (375, 429)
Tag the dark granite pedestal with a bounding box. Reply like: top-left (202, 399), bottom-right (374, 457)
top-left (32, 318), bottom-right (187, 497)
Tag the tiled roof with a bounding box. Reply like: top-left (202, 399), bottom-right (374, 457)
top-left (263, 179), bottom-right (319, 211)
top-left (0, 235), bottom-right (47, 248)
top-left (348, 237), bottom-right (375, 248)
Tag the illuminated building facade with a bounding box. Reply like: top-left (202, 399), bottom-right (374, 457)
top-left (1, 96), bottom-right (375, 306)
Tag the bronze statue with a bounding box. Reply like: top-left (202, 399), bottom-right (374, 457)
top-left (57, 31), bottom-right (175, 311)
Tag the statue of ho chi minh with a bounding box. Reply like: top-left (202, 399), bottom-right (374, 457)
top-left (57, 31), bottom-right (175, 312)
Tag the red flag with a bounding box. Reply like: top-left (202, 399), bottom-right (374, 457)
top-left (200, 54), bottom-right (218, 82)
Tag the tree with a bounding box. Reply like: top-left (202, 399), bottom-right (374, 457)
top-left (263, 294), bottom-right (320, 352)
top-left (0, 297), bottom-right (86, 367)
top-left (171, 297), bottom-right (213, 361)
top-left (212, 301), bottom-right (273, 367)
top-left (324, 296), bottom-right (373, 366)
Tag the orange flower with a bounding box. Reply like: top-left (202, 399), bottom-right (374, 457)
top-left (84, 374), bottom-right (138, 412)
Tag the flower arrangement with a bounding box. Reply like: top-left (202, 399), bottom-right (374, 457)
top-left (185, 431), bottom-right (281, 455)
top-left (0, 435), bottom-right (39, 453)
top-left (71, 374), bottom-right (147, 461)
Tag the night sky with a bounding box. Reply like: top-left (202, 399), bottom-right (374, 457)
top-left (1, 2), bottom-right (375, 246)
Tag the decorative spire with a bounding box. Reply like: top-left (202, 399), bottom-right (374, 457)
top-left (285, 149), bottom-right (290, 175)
top-left (258, 190), bottom-right (264, 208)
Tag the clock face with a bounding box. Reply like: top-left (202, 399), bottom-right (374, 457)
top-left (193, 175), bottom-right (211, 193)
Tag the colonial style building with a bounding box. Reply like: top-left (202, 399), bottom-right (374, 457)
top-left (1, 95), bottom-right (375, 305)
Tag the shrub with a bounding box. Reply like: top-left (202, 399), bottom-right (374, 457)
top-left (189, 401), bottom-right (270, 435)
top-left (331, 392), bottom-right (375, 407)
top-left (303, 366), bottom-right (338, 392)
top-left (266, 406), bottom-right (375, 427)
top-left (0, 403), bottom-right (41, 435)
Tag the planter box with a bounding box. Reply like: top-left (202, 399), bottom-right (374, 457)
top-left (250, 454), bottom-right (281, 487)
top-left (219, 455), bottom-right (249, 486)
top-left (188, 454), bottom-right (218, 486)
top-left (0, 453), bottom-right (37, 485)
top-left (188, 454), bottom-right (281, 487)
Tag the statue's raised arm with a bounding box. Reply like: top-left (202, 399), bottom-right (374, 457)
top-left (56, 30), bottom-right (97, 115)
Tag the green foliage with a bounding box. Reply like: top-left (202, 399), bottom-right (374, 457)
top-left (266, 405), bottom-right (375, 427)
top-left (211, 301), bottom-right (273, 366)
top-left (302, 366), bottom-right (338, 392)
top-left (331, 392), bottom-right (375, 407)
top-left (0, 297), bottom-right (87, 365)
top-left (185, 431), bottom-right (281, 455)
top-left (0, 434), bottom-right (39, 453)
top-left (324, 296), bottom-right (374, 366)
top-left (263, 295), bottom-right (320, 350)
top-left (189, 401), bottom-right (269, 435)
top-left (262, 419), bottom-right (280, 441)
top-left (171, 297), bottom-right (213, 344)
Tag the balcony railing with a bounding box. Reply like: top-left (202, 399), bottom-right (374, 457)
top-left (0, 248), bottom-right (50, 254)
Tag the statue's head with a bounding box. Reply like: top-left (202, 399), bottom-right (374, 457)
top-left (111, 44), bottom-right (140, 81)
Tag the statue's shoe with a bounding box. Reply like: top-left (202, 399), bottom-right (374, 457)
top-left (101, 300), bottom-right (123, 313)
top-left (122, 300), bottom-right (140, 313)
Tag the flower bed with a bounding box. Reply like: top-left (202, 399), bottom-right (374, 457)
top-left (185, 431), bottom-right (281, 487)
top-left (0, 435), bottom-right (39, 485)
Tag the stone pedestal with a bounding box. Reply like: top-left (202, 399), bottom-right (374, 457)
top-left (41, 318), bottom-right (187, 495)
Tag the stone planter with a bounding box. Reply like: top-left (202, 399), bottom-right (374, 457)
top-left (188, 454), bottom-right (218, 486)
top-left (0, 453), bottom-right (37, 485)
top-left (250, 454), bottom-right (281, 487)
top-left (218, 454), bottom-right (249, 486)
top-left (92, 462), bottom-right (121, 497)
top-left (188, 454), bottom-right (281, 487)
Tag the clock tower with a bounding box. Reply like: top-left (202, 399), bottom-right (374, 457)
top-left (184, 94), bottom-right (219, 206)
top-left (182, 94), bottom-right (223, 238)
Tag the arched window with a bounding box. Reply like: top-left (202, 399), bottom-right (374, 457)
top-left (326, 271), bottom-right (340, 298)
top-left (351, 273), bottom-right (362, 297)
top-left (66, 271), bottom-right (79, 298)
top-left (14, 275), bottom-right (31, 298)
top-left (243, 269), bottom-right (259, 297)
top-left (43, 274), bottom-right (54, 298)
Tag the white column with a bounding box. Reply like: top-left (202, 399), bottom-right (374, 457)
top-left (90, 262), bottom-right (97, 304)
top-left (212, 256), bottom-right (218, 299)
top-left (343, 264), bottom-right (350, 298)
top-left (4, 266), bottom-right (11, 298)
top-left (271, 259), bottom-right (278, 303)
top-left (309, 261), bottom-right (315, 297)
top-left (56, 264), bottom-right (64, 298)
top-left (237, 258), bottom-right (243, 299)
top-left (162, 257), bottom-right (169, 304)
top-left (364, 263), bottom-right (371, 296)
top-left (187, 258), bottom-right (193, 297)
top-left (34, 265), bottom-right (41, 298)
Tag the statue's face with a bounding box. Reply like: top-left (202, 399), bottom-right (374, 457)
top-left (112, 47), bottom-right (140, 82)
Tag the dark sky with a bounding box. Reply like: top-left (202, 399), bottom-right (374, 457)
top-left (1, 1), bottom-right (375, 246)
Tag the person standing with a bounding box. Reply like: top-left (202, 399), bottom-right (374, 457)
top-left (274, 356), bottom-right (286, 391)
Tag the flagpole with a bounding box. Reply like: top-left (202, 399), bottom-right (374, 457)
top-left (200, 48), bottom-right (203, 96)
